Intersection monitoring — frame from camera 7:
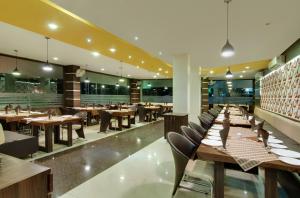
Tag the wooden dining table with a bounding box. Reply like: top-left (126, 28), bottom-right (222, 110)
top-left (144, 106), bottom-right (161, 121)
top-left (73, 107), bottom-right (107, 126)
top-left (197, 127), bottom-right (300, 198)
top-left (106, 109), bottom-right (135, 131)
top-left (22, 116), bottom-right (82, 153)
top-left (0, 111), bottom-right (47, 131)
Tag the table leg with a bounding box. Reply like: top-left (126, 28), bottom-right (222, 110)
top-left (214, 161), bottom-right (224, 198)
top-left (67, 123), bottom-right (72, 146)
top-left (127, 115), bottom-right (131, 128)
top-left (54, 125), bottom-right (60, 144)
top-left (44, 126), bottom-right (53, 153)
top-left (118, 116), bottom-right (122, 131)
top-left (149, 111), bottom-right (153, 122)
top-left (265, 168), bottom-right (278, 198)
top-left (87, 112), bottom-right (92, 126)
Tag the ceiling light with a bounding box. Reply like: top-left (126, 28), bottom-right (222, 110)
top-left (156, 73), bottom-right (160, 76)
top-left (92, 51), bottom-right (100, 57)
top-left (141, 60), bottom-right (144, 64)
top-left (136, 66), bottom-right (140, 69)
top-left (12, 50), bottom-right (21, 76)
top-left (164, 86), bottom-right (168, 90)
top-left (165, 70), bottom-right (169, 74)
top-left (48, 23), bottom-right (58, 30)
top-left (53, 57), bottom-right (58, 61)
top-left (228, 84), bottom-right (232, 87)
top-left (221, 0), bottom-right (235, 58)
top-left (127, 85), bottom-right (130, 88)
top-left (109, 48), bottom-right (116, 53)
top-left (127, 74), bottom-right (131, 77)
top-left (240, 75), bottom-right (243, 78)
top-left (153, 75), bottom-right (157, 78)
top-left (101, 68), bottom-right (105, 71)
top-left (158, 51), bottom-right (162, 56)
top-left (245, 66), bottom-right (250, 69)
top-left (209, 70), bottom-right (214, 74)
top-left (86, 38), bottom-right (92, 43)
top-left (158, 68), bottom-right (162, 71)
top-left (119, 78), bottom-right (125, 82)
top-left (84, 77), bottom-right (90, 83)
top-left (115, 82), bottom-right (120, 87)
top-left (147, 83), bottom-right (151, 87)
top-left (225, 66), bottom-right (233, 78)
top-left (128, 55), bottom-right (132, 59)
top-left (134, 36), bottom-right (139, 41)
top-left (227, 81), bottom-right (232, 84)
top-left (242, 70), bottom-right (246, 73)
top-left (43, 37), bottom-right (53, 72)
top-left (137, 86), bottom-right (140, 89)
top-left (101, 85), bottom-right (105, 88)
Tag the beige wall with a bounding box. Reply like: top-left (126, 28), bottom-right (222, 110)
top-left (255, 107), bottom-right (300, 144)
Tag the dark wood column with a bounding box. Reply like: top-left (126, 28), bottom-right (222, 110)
top-left (201, 78), bottom-right (209, 112)
top-left (129, 79), bottom-right (141, 104)
top-left (63, 65), bottom-right (81, 107)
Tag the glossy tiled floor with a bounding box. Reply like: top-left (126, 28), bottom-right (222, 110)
top-left (58, 137), bottom-right (268, 198)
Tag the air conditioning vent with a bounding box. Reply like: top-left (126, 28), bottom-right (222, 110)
top-left (268, 55), bottom-right (285, 70)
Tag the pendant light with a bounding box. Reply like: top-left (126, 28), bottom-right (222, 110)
top-left (12, 50), bottom-right (21, 76)
top-left (221, 0), bottom-right (235, 58)
top-left (225, 67), bottom-right (233, 78)
top-left (43, 37), bottom-right (53, 72)
top-left (119, 61), bottom-right (125, 82)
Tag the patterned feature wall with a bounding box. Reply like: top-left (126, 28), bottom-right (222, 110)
top-left (260, 55), bottom-right (300, 121)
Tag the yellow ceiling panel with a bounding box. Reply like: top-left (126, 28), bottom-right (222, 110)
top-left (201, 59), bottom-right (270, 77)
top-left (0, 0), bottom-right (172, 77)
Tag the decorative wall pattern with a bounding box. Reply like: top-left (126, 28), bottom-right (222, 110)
top-left (260, 56), bottom-right (300, 121)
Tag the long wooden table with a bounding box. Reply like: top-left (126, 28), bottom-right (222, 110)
top-left (0, 111), bottom-right (47, 131)
top-left (106, 110), bottom-right (135, 131)
top-left (196, 127), bottom-right (300, 198)
top-left (23, 116), bottom-right (82, 153)
top-left (73, 107), bottom-right (107, 126)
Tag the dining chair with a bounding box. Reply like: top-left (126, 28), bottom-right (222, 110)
top-left (99, 111), bottom-right (112, 132)
top-left (180, 126), bottom-right (203, 146)
top-left (197, 116), bottom-right (211, 130)
top-left (208, 109), bottom-right (218, 118)
top-left (137, 106), bottom-right (149, 122)
top-left (202, 112), bottom-right (214, 123)
top-left (188, 122), bottom-right (207, 138)
top-left (167, 132), bottom-right (213, 196)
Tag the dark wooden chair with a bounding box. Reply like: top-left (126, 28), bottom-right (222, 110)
top-left (99, 111), bottom-right (112, 132)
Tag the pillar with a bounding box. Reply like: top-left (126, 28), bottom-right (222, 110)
top-left (172, 54), bottom-right (201, 123)
top-left (63, 65), bottom-right (81, 107)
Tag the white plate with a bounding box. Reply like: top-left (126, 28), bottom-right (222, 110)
top-left (202, 139), bottom-right (222, 147)
top-left (269, 135), bottom-right (276, 139)
top-left (211, 125), bottom-right (223, 130)
top-left (208, 132), bottom-right (220, 137)
top-left (207, 136), bottom-right (221, 141)
top-left (279, 157), bottom-right (300, 166)
top-left (271, 149), bottom-right (300, 158)
top-left (269, 143), bottom-right (287, 149)
top-left (259, 138), bottom-right (283, 144)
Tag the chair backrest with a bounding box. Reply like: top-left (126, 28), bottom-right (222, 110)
top-left (74, 111), bottom-right (87, 121)
top-left (197, 115), bottom-right (211, 130)
top-left (99, 111), bottom-right (112, 132)
top-left (188, 121), bottom-right (207, 137)
top-left (203, 112), bottom-right (214, 121)
top-left (180, 126), bottom-right (203, 147)
top-left (167, 132), bottom-right (196, 196)
top-left (138, 106), bottom-right (147, 122)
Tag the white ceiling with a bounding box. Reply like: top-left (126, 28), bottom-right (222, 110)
top-left (0, 22), bottom-right (164, 79)
top-left (52, 0), bottom-right (300, 67)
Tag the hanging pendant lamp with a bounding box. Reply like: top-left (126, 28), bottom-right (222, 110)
top-left (84, 64), bottom-right (90, 83)
top-left (12, 50), bottom-right (21, 76)
top-left (225, 67), bottom-right (233, 78)
top-left (43, 37), bottom-right (53, 72)
top-left (119, 61), bottom-right (125, 82)
top-left (221, 0), bottom-right (235, 58)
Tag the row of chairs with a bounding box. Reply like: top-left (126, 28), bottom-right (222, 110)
top-left (166, 106), bottom-right (224, 197)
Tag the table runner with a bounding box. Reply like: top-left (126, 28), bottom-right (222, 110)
top-left (217, 138), bottom-right (278, 171)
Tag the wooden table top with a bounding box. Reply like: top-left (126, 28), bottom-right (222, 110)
top-left (73, 107), bottom-right (107, 111)
top-left (22, 116), bottom-right (81, 126)
top-left (106, 109), bottom-right (135, 116)
top-left (144, 106), bottom-right (161, 110)
top-left (197, 127), bottom-right (300, 173)
top-left (0, 111), bottom-right (47, 122)
top-left (0, 153), bottom-right (50, 190)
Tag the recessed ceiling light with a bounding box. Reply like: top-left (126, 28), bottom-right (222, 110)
top-left (240, 75), bottom-right (243, 78)
top-left (153, 75), bottom-right (157, 78)
top-left (86, 38), bottom-right (92, 43)
top-left (53, 57), bottom-right (59, 61)
top-left (92, 51), bottom-right (100, 57)
top-left (141, 60), bottom-right (144, 64)
top-left (209, 70), bottom-right (214, 74)
top-left (242, 70), bottom-right (246, 73)
top-left (136, 66), bottom-right (140, 69)
top-left (156, 73), bottom-right (160, 76)
top-left (128, 55), bottom-right (132, 59)
top-left (158, 51), bottom-right (162, 56)
top-left (134, 36), bottom-right (139, 41)
top-left (101, 68), bottom-right (105, 71)
top-left (158, 68), bottom-right (162, 71)
top-left (245, 66), bottom-right (250, 69)
top-left (48, 23), bottom-right (58, 30)
top-left (165, 70), bottom-right (169, 74)
top-left (109, 48), bottom-right (116, 53)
